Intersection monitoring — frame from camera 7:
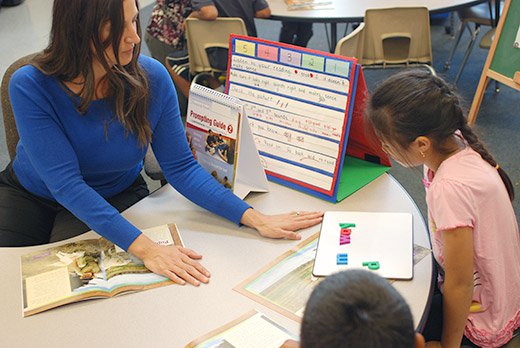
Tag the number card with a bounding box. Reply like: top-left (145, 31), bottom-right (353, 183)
top-left (226, 35), bottom-right (391, 202)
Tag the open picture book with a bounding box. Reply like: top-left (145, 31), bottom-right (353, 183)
top-left (21, 224), bottom-right (182, 317)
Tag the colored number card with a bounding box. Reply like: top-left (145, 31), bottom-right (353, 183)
top-left (313, 211), bottom-right (413, 280)
top-left (226, 35), bottom-right (391, 202)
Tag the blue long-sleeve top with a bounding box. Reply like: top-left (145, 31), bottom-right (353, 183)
top-left (9, 55), bottom-right (251, 251)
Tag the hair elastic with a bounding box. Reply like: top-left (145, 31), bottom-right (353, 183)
top-left (495, 164), bottom-right (500, 170)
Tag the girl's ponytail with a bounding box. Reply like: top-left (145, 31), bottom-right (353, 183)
top-left (459, 124), bottom-right (515, 201)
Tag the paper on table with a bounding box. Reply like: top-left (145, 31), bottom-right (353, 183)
top-left (186, 310), bottom-right (296, 348)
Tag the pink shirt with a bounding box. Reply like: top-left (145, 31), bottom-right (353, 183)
top-left (424, 147), bottom-right (520, 347)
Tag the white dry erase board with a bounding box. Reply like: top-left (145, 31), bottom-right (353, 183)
top-left (312, 211), bottom-right (413, 279)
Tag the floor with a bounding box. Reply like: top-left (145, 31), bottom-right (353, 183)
top-left (1, 0), bottom-right (518, 224)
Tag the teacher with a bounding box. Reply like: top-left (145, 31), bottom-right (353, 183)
top-left (0, 0), bottom-right (323, 286)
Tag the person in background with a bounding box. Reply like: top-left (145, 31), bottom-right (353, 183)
top-left (145, 0), bottom-right (191, 117)
top-left (366, 70), bottom-right (520, 347)
top-left (189, 0), bottom-right (271, 37)
top-left (0, 0), bottom-right (323, 287)
top-left (281, 269), bottom-right (425, 348)
top-left (279, 22), bottom-right (313, 47)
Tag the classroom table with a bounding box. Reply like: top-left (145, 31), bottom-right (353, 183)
top-left (0, 174), bottom-right (433, 348)
top-left (268, 0), bottom-right (488, 51)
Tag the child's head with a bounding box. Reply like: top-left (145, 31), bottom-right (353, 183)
top-left (366, 70), bottom-right (514, 200)
top-left (300, 270), bottom-right (423, 348)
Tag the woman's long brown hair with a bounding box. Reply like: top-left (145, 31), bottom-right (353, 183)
top-left (33, 0), bottom-right (151, 146)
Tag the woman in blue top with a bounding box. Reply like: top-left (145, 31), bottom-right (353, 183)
top-left (0, 0), bottom-right (323, 286)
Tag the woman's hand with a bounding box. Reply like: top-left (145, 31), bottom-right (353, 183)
top-left (128, 234), bottom-right (210, 286)
top-left (425, 341), bottom-right (442, 348)
top-left (241, 208), bottom-right (323, 240)
top-left (280, 339), bottom-right (300, 348)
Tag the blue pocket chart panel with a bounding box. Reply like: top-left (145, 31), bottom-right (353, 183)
top-left (312, 211), bottom-right (413, 279)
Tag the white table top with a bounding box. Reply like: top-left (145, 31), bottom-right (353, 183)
top-left (0, 174), bottom-right (433, 348)
top-left (268, 0), bottom-right (487, 22)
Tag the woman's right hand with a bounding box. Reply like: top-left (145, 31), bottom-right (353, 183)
top-left (128, 234), bottom-right (210, 286)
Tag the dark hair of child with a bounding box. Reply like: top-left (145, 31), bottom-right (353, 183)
top-left (366, 70), bottom-right (514, 201)
top-left (300, 270), bottom-right (416, 348)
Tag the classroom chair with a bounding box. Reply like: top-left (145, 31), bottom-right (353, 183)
top-left (185, 17), bottom-right (247, 76)
top-left (1, 53), bottom-right (38, 160)
top-left (444, 0), bottom-right (500, 84)
top-left (334, 23), bottom-right (365, 61)
top-left (0, 53), bottom-right (166, 186)
top-left (362, 7), bottom-right (435, 75)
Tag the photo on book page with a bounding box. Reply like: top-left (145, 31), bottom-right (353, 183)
top-left (185, 310), bottom-right (297, 348)
top-left (234, 234), bottom-right (322, 322)
top-left (21, 224), bottom-right (182, 317)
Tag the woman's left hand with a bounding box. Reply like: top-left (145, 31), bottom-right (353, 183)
top-left (241, 208), bottom-right (323, 240)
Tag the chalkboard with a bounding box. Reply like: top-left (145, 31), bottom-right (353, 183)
top-left (489, 0), bottom-right (520, 79)
top-left (468, 0), bottom-right (520, 124)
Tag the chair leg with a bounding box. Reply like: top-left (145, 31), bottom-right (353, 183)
top-left (445, 20), bottom-right (465, 70)
top-left (343, 22), bottom-right (350, 38)
top-left (454, 24), bottom-right (481, 84)
top-left (324, 23), bottom-right (331, 53)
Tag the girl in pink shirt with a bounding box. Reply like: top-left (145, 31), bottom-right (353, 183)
top-left (365, 70), bottom-right (520, 348)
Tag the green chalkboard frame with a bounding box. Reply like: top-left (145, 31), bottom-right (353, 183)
top-left (489, 0), bottom-right (520, 79)
top-left (468, 0), bottom-right (520, 124)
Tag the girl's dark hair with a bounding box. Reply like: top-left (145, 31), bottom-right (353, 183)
top-left (32, 0), bottom-right (151, 146)
top-left (366, 70), bottom-right (514, 201)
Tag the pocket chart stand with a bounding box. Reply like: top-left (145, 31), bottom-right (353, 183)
top-left (186, 84), bottom-right (268, 200)
top-left (226, 35), bottom-right (391, 202)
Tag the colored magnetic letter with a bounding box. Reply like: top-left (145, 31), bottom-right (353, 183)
top-left (340, 228), bottom-right (352, 236)
top-left (339, 235), bottom-right (351, 245)
top-left (337, 253), bottom-right (348, 265)
top-left (362, 261), bottom-right (380, 270)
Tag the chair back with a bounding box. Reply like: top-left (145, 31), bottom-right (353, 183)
top-left (1, 53), bottom-right (38, 160)
top-left (363, 7), bottom-right (432, 67)
top-left (185, 17), bottom-right (247, 74)
top-left (334, 23), bottom-right (365, 60)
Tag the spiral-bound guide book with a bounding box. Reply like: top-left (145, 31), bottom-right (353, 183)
top-left (186, 84), bottom-right (268, 199)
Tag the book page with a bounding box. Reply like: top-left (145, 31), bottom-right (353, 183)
top-left (114, 224), bottom-right (176, 253)
top-left (234, 234), bottom-right (322, 322)
top-left (186, 85), bottom-right (241, 192)
top-left (186, 310), bottom-right (296, 348)
top-left (25, 267), bottom-right (72, 310)
top-left (228, 37), bottom-right (355, 196)
top-left (22, 224), bottom-right (182, 316)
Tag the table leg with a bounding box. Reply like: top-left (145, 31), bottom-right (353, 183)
top-left (330, 23), bottom-right (337, 53)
